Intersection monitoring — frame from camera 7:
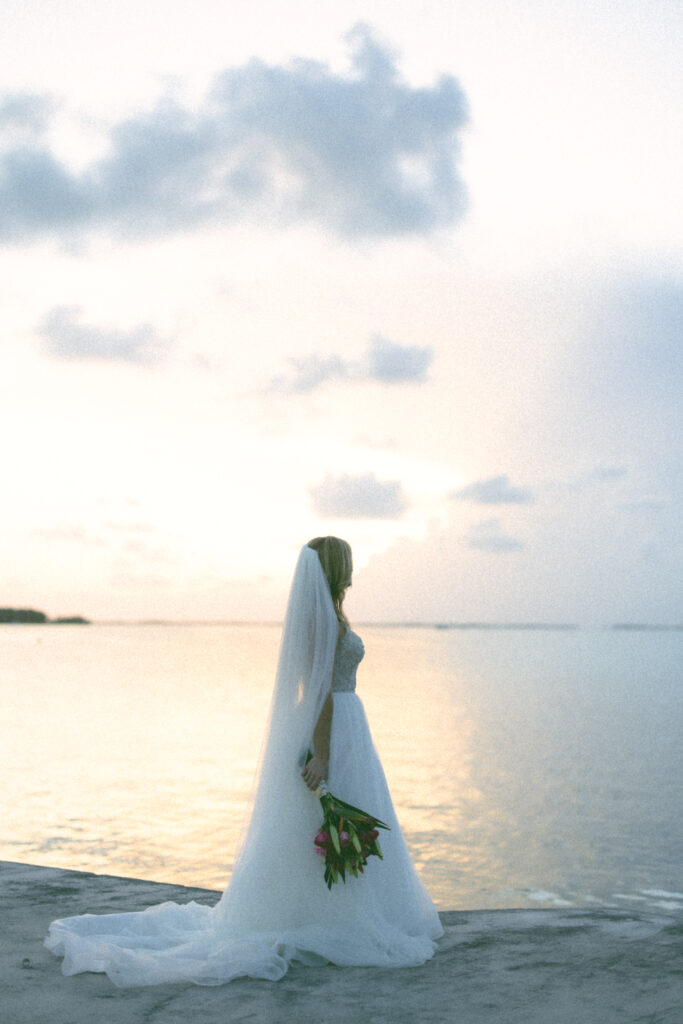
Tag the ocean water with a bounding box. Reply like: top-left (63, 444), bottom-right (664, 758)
top-left (2, 623), bottom-right (682, 914)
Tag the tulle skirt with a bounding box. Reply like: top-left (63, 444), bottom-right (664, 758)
top-left (45, 693), bottom-right (443, 986)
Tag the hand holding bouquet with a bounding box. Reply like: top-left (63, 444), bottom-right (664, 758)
top-left (312, 779), bottom-right (390, 889)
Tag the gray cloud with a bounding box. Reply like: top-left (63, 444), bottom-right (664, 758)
top-left (271, 333), bottom-right (433, 393)
top-left (464, 518), bottom-right (524, 552)
top-left (310, 472), bottom-right (408, 519)
top-left (452, 475), bottom-right (534, 504)
top-left (0, 92), bottom-right (55, 133)
top-left (39, 305), bottom-right (168, 365)
top-left (0, 25), bottom-right (468, 245)
top-left (271, 353), bottom-right (351, 393)
top-left (367, 335), bottom-right (432, 382)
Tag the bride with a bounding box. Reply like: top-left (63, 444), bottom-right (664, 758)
top-left (45, 537), bottom-right (443, 986)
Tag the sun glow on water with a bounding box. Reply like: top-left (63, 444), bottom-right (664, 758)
top-left (3, 623), bottom-right (681, 912)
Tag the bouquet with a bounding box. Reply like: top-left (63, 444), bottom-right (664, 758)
top-left (312, 778), bottom-right (390, 889)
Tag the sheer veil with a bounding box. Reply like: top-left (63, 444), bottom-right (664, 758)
top-left (46, 545), bottom-right (341, 985)
top-left (214, 544), bottom-right (338, 920)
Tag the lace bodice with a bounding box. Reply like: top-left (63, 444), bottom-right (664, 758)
top-left (331, 628), bottom-right (364, 692)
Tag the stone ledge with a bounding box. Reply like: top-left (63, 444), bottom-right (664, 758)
top-left (2, 860), bottom-right (682, 1024)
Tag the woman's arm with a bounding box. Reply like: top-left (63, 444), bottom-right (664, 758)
top-left (301, 692), bottom-right (333, 791)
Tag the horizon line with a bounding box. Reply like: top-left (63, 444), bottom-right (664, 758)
top-left (30, 619), bottom-right (683, 631)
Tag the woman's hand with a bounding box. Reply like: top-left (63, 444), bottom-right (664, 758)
top-left (301, 754), bottom-right (328, 792)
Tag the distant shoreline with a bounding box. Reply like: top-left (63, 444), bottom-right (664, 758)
top-left (0, 609), bottom-right (90, 625)
top-left (4, 616), bottom-right (679, 632)
top-left (2, 607), bottom-right (680, 631)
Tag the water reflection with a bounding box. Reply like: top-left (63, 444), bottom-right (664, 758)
top-left (2, 624), bottom-right (681, 911)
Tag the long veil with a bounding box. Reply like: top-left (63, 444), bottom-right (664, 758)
top-left (46, 544), bottom-right (339, 985)
top-left (217, 543), bottom-right (338, 894)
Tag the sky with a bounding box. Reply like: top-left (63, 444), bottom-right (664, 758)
top-left (1, 0), bottom-right (681, 625)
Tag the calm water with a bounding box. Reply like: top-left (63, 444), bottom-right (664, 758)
top-left (2, 624), bottom-right (682, 913)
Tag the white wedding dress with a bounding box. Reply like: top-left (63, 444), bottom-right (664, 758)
top-left (45, 550), bottom-right (443, 987)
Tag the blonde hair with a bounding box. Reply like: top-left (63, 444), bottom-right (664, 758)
top-left (307, 536), bottom-right (353, 626)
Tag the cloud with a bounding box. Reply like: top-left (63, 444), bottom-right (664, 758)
top-left (0, 92), bottom-right (55, 134)
top-left (367, 335), bottom-right (433, 383)
top-left (271, 353), bottom-right (351, 393)
top-left (38, 305), bottom-right (169, 365)
top-left (310, 472), bottom-right (408, 519)
top-left (451, 475), bottom-right (534, 504)
top-left (38, 305), bottom-right (169, 366)
top-left (270, 334), bottom-right (433, 392)
top-left (463, 518), bottom-right (524, 552)
top-left (0, 25), bottom-right (468, 245)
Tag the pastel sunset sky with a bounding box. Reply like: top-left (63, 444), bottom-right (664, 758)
top-left (2, 0), bottom-right (681, 624)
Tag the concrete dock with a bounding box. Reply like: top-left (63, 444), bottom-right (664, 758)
top-left (2, 860), bottom-right (682, 1023)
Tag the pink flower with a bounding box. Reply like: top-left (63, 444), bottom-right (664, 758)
top-left (314, 831), bottom-right (330, 846)
top-left (340, 831), bottom-right (350, 846)
top-left (315, 846), bottom-right (326, 857)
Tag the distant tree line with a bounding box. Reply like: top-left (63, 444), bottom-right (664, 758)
top-left (0, 608), bottom-right (89, 624)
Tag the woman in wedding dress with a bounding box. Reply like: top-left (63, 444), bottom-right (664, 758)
top-left (45, 537), bottom-right (443, 986)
